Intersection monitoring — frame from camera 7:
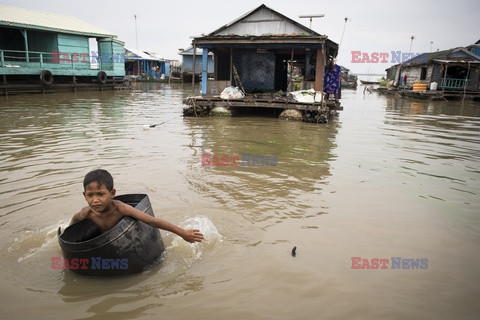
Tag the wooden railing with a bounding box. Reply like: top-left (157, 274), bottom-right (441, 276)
top-left (0, 49), bottom-right (107, 70)
top-left (440, 78), bottom-right (469, 89)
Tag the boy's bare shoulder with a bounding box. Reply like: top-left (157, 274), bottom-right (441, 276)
top-left (112, 200), bottom-right (133, 212)
top-left (112, 200), bottom-right (141, 218)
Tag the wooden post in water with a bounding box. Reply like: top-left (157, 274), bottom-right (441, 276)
top-left (3, 74), bottom-right (7, 96)
top-left (192, 43), bottom-right (196, 95)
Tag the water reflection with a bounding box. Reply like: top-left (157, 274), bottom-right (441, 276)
top-left (385, 95), bottom-right (480, 117)
top-left (0, 92), bottom-right (135, 218)
top-left (381, 95), bottom-right (480, 211)
top-left (57, 260), bottom-right (205, 320)
top-left (1, 85), bottom-right (479, 320)
top-left (182, 116), bottom-right (339, 227)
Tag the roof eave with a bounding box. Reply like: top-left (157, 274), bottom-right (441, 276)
top-left (194, 35), bottom-right (329, 45)
top-left (0, 21), bottom-right (116, 38)
top-left (207, 4), bottom-right (321, 37)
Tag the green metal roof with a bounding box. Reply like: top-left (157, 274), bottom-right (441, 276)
top-left (0, 5), bottom-right (117, 38)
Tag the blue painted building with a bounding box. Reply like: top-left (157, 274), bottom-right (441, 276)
top-left (124, 47), bottom-right (170, 80)
top-left (468, 40), bottom-right (480, 57)
top-left (179, 46), bottom-right (214, 82)
top-left (0, 5), bottom-right (125, 86)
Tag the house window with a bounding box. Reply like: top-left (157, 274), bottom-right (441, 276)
top-left (420, 67), bottom-right (427, 80)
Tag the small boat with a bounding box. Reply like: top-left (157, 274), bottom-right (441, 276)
top-left (57, 194), bottom-right (165, 276)
top-left (378, 78), bottom-right (389, 87)
top-left (341, 66), bottom-right (358, 89)
top-left (342, 80), bottom-right (357, 89)
top-left (360, 80), bottom-right (380, 85)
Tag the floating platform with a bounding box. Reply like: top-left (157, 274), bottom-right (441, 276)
top-left (183, 94), bottom-right (342, 123)
top-left (376, 87), bottom-right (480, 101)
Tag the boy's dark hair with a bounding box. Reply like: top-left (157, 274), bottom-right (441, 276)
top-left (83, 169), bottom-right (114, 191)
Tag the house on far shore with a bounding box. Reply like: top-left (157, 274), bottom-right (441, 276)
top-left (467, 39), bottom-right (480, 58)
top-left (124, 47), bottom-right (170, 80)
top-left (178, 46), bottom-right (214, 83)
top-left (386, 43), bottom-right (480, 92)
top-left (0, 4), bottom-right (125, 93)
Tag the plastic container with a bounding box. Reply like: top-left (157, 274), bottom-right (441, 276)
top-left (413, 83), bottom-right (428, 92)
top-left (430, 82), bottom-right (438, 91)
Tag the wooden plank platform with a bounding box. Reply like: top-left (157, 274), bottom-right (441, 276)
top-left (185, 96), bottom-right (342, 111)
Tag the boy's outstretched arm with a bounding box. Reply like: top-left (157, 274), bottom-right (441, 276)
top-left (117, 201), bottom-right (204, 243)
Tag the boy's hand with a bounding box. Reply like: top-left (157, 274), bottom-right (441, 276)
top-left (182, 229), bottom-right (204, 243)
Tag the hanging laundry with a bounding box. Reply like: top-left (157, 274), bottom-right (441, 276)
top-left (324, 63), bottom-right (342, 99)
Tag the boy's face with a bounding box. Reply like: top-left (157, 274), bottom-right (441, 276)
top-left (83, 182), bottom-right (116, 213)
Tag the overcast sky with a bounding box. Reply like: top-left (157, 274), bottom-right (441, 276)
top-left (2, 0), bottom-right (479, 74)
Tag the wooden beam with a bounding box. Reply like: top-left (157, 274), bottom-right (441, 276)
top-left (314, 47), bottom-right (325, 91)
top-left (188, 98), bottom-right (334, 111)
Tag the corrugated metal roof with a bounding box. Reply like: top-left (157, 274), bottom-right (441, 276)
top-left (402, 47), bottom-right (480, 66)
top-left (178, 46), bottom-right (214, 56)
top-left (0, 5), bottom-right (117, 38)
top-left (124, 47), bottom-right (163, 61)
top-left (209, 4), bottom-right (320, 37)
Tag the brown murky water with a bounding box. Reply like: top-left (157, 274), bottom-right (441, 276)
top-left (1, 83), bottom-right (479, 319)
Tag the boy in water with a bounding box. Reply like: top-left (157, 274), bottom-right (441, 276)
top-left (70, 169), bottom-right (204, 243)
